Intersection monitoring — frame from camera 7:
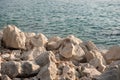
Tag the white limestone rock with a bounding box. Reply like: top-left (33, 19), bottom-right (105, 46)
top-left (59, 38), bottom-right (85, 59)
top-left (46, 36), bottom-right (62, 51)
top-left (3, 25), bottom-right (26, 49)
top-left (30, 33), bottom-right (48, 48)
top-left (88, 50), bottom-right (106, 72)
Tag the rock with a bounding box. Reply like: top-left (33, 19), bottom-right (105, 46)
top-left (60, 63), bottom-right (75, 80)
top-left (95, 65), bottom-right (120, 80)
top-left (57, 61), bottom-right (76, 80)
top-left (1, 61), bottom-right (21, 78)
top-left (1, 53), bottom-right (10, 61)
top-left (48, 36), bottom-right (62, 42)
top-left (59, 38), bottom-right (85, 59)
top-left (1, 75), bottom-right (12, 80)
top-left (59, 39), bottom-right (74, 58)
top-left (46, 36), bottom-right (62, 51)
top-left (21, 61), bottom-right (40, 76)
top-left (21, 47), bottom-right (46, 60)
top-left (10, 50), bottom-right (21, 61)
top-left (29, 76), bottom-right (38, 80)
top-left (13, 78), bottom-right (21, 80)
top-left (66, 35), bottom-right (83, 45)
top-left (36, 51), bottom-right (57, 80)
top-left (1, 50), bottom-right (21, 61)
top-left (3, 25), bottom-right (26, 49)
top-left (0, 58), bottom-right (2, 72)
top-left (37, 59), bottom-right (57, 80)
top-left (84, 41), bottom-right (98, 51)
top-left (82, 67), bottom-right (101, 78)
top-left (1, 62), bottom-right (17, 77)
top-left (0, 31), bottom-right (3, 47)
top-left (72, 44), bottom-right (85, 61)
top-left (78, 63), bottom-right (101, 79)
top-left (1, 61), bottom-right (40, 78)
top-left (109, 60), bottom-right (120, 68)
top-left (80, 77), bottom-right (92, 80)
top-left (25, 32), bottom-right (36, 50)
top-left (25, 32), bottom-right (36, 39)
top-left (35, 51), bottom-right (57, 67)
top-left (80, 41), bottom-right (98, 54)
top-left (30, 33), bottom-right (48, 48)
top-left (87, 50), bottom-right (106, 72)
top-left (0, 73), bottom-right (1, 80)
top-left (23, 77), bottom-right (38, 80)
top-left (104, 45), bottom-right (120, 64)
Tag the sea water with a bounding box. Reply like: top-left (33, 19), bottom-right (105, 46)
top-left (0, 0), bottom-right (120, 48)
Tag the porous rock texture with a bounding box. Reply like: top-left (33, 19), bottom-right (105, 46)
top-left (0, 25), bottom-right (120, 80)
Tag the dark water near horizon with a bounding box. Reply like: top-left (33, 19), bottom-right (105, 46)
top-left (0, 0), bottom-right (120, 49)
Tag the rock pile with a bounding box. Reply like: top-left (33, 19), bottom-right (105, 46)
top-left (0, 25), bottom-right (120, 80)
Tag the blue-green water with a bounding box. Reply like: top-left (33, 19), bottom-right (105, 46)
top-left (0, 0), bottom-right (120, 48)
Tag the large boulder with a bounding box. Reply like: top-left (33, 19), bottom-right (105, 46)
top-left (46, 36), bottom-right (62, 51)
top-left (35, 51), bottom-right (57, 67)
top-left (66, 35), bottom-right (83, 45)
top-left (88, 50), bottom-right (106, 72)
top-left (95, 65), bottom-right (120, 80)
top-left (30, 33), bottom-right (48, 48)
top-left (20, 61), bottom-right (40, 76)
top-left (59, 39), bottom-right (74, 58)
top-left (1, 61), bottom-right (40, 78)
top-left (78, 63), bottom-right (101, 79)
top-left (1, 61), bottom-right (21, 78)
top-left (3, 25), bottom-right (26, 49)
top-left (104, 45), bottom-right (120, 64)
top-left (59, 38), bottom-right (85, 59)
top-left (37, 61), bottom-right (57, 80)
top-left (36, 51), bottom-right (57, 80)
top-left (109, 60), bottom-right (120, 68)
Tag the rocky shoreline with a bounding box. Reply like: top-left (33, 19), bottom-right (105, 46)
top-left (0, 25), bottom-right (120, 80)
